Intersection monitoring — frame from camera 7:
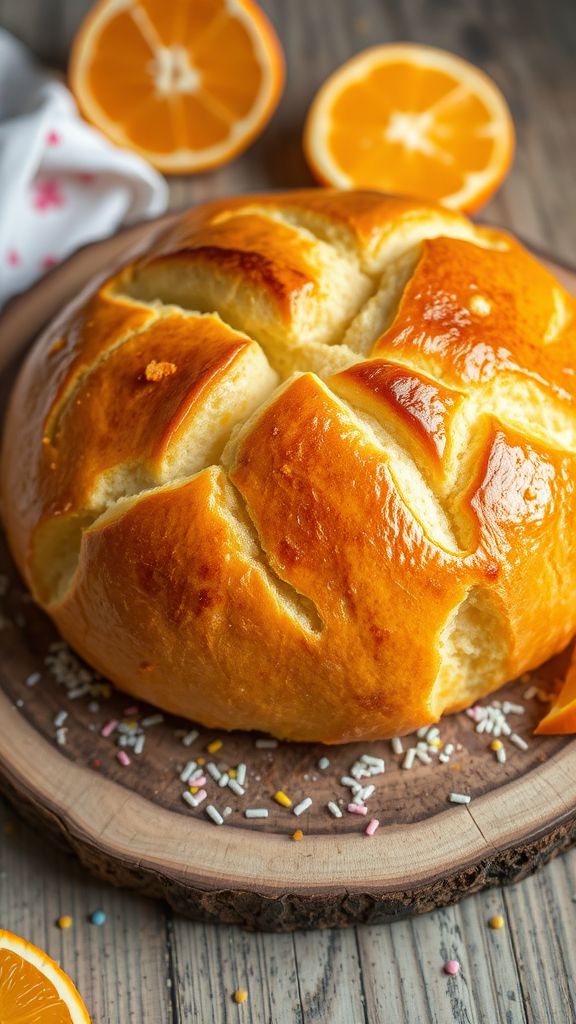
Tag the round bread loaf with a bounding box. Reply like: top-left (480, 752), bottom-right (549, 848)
top-left (2, 190), bottom-right (576, 742)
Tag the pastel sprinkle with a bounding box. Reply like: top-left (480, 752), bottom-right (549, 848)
top-left (327, 801), bottom-right (342, 818)
top-left (449, 792), bottom-right (471, 805)
top-left (274, 790), bottom-right (292, 808)
top-left (100, 719), bottom-right (118, 738)
top-left (57, 915), bottom-right (73, 930)
top-left (292, 830), bottom-right (304, 841)
top-left (489, 915), bottom-right (505, 930)
top-left (207, 739), bottom-right (223, 754)
top-left (365, 818), bottom-right (380, 836)
top-left (347, 802), bottom-right (368, 816)
top-left (234, 990), bottom-right (248, 1004)
top-left (318, 757), bottom-right (330, 770)
top-left (293, 797), bottom-right (312, 817)
top-left (443, 960), bottom-right (460, 976)
top-left (206, 804), bottom-right (224, 825)
top-left (90, 910), bottom-right (106, 926)
top-left (245, 808), bottom-right (269, 819)
top-left (117, 750), bottom-right (131, 767)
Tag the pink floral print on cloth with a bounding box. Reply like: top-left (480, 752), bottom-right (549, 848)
top-left (0, 29), bottom-right (168, 307)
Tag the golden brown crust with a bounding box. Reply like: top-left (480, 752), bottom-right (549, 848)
top-left (2, 188), bottom-right (576, 741)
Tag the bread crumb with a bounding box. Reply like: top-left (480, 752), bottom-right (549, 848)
top-left (144, 359), bottom-right (177, 382)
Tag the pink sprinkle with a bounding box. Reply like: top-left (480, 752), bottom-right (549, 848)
top-left (443, 960), bottom-right (460, 976)
top-left (41, 255), bottom-right (58, 270)
top-left (32, 179), bottom-right (65, 212)
top-left (466, 706), bottom-right (482, 722)
top-left (191, 776), bottom-right (207, 788)
top-left (365, 818), bottom-right (380, 836)
top-left (46, 130), bottom-right (61, 146)
top-left (123, 705), bottom-right (139, 716)
top-left (101, 719), bottom-right (118, 738)
top-left (194, 789), bottom-right (207, 805)
top-left (117, 750), bottom-right (131, 767)
top-left (347, 802), bottom-right (368, 816)
top-left (6, 249), bottom-right (20, 267)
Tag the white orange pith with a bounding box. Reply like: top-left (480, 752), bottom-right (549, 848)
top-left (69, 0), bottom-right (284, 173)
top-left (304, 43), bottom-right (514, 211)
top-left (0, 929), bottom-right (91, 1023)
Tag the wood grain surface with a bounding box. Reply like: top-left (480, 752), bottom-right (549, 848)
top-left (1, 0), bottom-right (575, 1019)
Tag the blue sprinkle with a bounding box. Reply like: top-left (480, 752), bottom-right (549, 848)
top-left (89, 910), bottom-right (107, 926)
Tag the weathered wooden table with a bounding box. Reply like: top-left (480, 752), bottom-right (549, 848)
top-left (1, 0), bottom-right (576, 1020)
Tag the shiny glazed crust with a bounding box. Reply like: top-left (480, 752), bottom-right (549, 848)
top-left (2, 190), bottom-right (576, 742)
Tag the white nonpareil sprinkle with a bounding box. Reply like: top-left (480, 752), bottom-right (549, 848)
top-left (443, 743), bottom-right (455, 756)
top-left (206, 804), bottom-right (224, 825)
top-left (510, 733), bottom-right (529, 751)
top-left (415, 748), bottom-right (432, 765)
top-left (438, 753), bottom-right (450, 764)
top-left (293, 797), bottom-right (313, 817)
top-left (402, 749), bottom-right (416, 770)
top-left (523, 685), bottom-right (538, 700)
top-left (181, 790), bottom-right (197, 809)
top-left (228, 779), bottom-right (245, 797)
top-left (67, 684), bottom-right (91, 699)
top-left (417, 726), bottom-right (429, 738)
top-left (236, 763), bottom-right (247, 787)
top-left (206, 762), bottom-right (222, 781)
top-left (255, 738), bottom-right (278, 749)
top-left (426, 727), bottom-right (440, 742)
top-left (361, 754), bottom-right (385, 770)
top-left (26, 672), bottom-right (41, 687)
top-left (179, 761), bottom-right (197, 783)
top-left (449, 792), bottom-right (471, 805)
top-left (318, 757), bottom-right (330, 770)
top-left (340, 775), bottom-right (360, 789)
top-left (245, 808), bottom-right (269, 819)
top-left (56, 727), bottom-right (67, 746)
top-left (357, 784), bottom-right (375, 802)
top-left (141, 714), bottom-right (164, 728)
top-left (496, 746), bottom-right (507, 764)
top-left (223, 807), bottom-right (232, 817)
top-left (182, 729), bottom-right (199, 747)
top-left (218, 773), bottom-right (230, 788)
top-left (327, 801), bottom-right (342, 818)
top-left (503, 702), bottom-right (524, 716)
top-left (134, 735), bottom-right (145, 756)
top-left (53, 710), bottom-right (68, 728)
top-left (391, 737), bottom-right (403, 755)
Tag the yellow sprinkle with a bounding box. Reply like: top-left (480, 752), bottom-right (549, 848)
top-left (292, 829), bottom-right (304, 842)
top-left (428, 738), bottom-right (442, 748)
top-left (229, 769), bottom-right (237, 779)
top-left (207, 739), bottom-right (222, 754)
top-left (189, 786), bottom-right (198, 795)
top-left (489, 915), bottom-right (505, 930)
top-left (490, 740), bottom-right (503, 752)
top-left (233, 989), bottom-right (248, 1004)
top-left (123, 720), bottom-right (137, 730)
top-left (57, 915), bottom-right (73, 930)
top-left (196, 756), bottom-right (206, 766)
top-left (274, 790), bottom-right (292, 808)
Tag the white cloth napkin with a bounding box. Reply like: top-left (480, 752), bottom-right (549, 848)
top-left (0, 29), bottom-right (169, 307)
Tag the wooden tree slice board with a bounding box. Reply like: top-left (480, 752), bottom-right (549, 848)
top-left (1, 222), bottom-right (576, 932)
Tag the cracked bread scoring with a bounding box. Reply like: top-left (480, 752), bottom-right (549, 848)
top-left (2, 189), bottom-right (576, 743)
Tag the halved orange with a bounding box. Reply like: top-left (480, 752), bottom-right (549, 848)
top-left (535, 659), bottom-right (576, 735)
top-left (70, 0), bottom-right (284, 174)
top-left (0, 929), bottom-right (91, 1022)
top-left (304, 43), bottom-right (514, 212)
